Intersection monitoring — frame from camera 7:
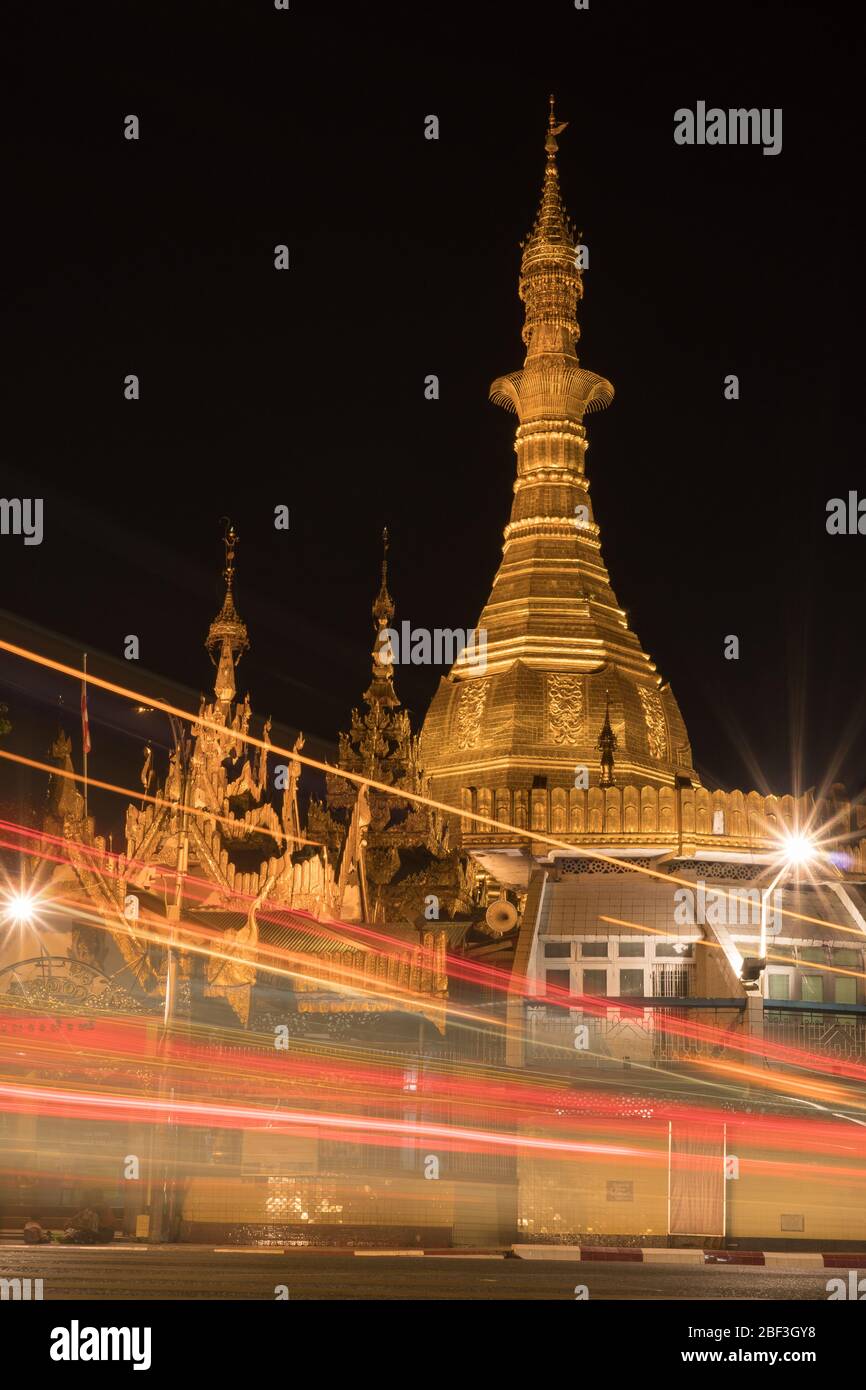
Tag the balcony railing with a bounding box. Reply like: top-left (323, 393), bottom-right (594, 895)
top-left (524, 1001), bottom-right (746, 1067)
top-left (524, 1001), bottom-right (866, 1067)
top-left (764, 1005), bottom-right (866, 1060)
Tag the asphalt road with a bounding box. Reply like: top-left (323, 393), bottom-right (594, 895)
top-left (1, 1247), bottom-right (862, 1299)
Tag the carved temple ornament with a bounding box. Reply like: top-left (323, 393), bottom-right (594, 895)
top-left (456, 679), bottom-right (490, 750)
top-left (547, 673), bottom-right (585, 745)
top-left (637, 685), bottom-right (669, 761)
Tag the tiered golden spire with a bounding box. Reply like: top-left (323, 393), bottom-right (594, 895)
top-left (206, 520), bottom-right (249, 705)
top-left (367, 525), bottom-right (397, 704)
top-left (420, 100), bottom-right (697, 813)
top-left (518, 94), bottom-right (584, 357)
top-left (337, 530), bottom-right (419, 788)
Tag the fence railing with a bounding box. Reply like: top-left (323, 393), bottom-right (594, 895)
top-left (763, 1008), bottom-right (866, 1061)
top-left (523, 1002), bottom-right (866, 1067)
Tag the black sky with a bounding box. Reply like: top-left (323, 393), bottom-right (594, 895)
top-left (0, 0), bottom-right (862, 834)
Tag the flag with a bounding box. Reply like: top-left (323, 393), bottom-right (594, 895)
top-left (81, 674), bottom-right (91, 755)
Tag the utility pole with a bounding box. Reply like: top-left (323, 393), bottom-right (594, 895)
top-left (149, 714), bottom-right (192, 1244)
top-left (81, 653), bottom-right (90, 827)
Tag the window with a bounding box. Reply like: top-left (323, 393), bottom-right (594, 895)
top-left (833, 949), bottom-right (862, 968)
top-left (582, 970), bottom-right (607, 997)
top-left (619, 969), bottom-right (644, 997)
top-left (581, 942), bottom-right (608, 958)
top-left (767, 973), bottom-right (790, 1000)
top-left (544, 942), bottom-right (571, 958)
top-left (835, 1016), bottom-right (858, 1037)
top-left (835, 977), bottom-right (857, 1006)
top-left (799, 947), bottom-right (826, 964)
top-left (801, 975), bottom-right (824, 1003)
top-left (545, 969), bottom-right (571, 996)
top-left (618, 940), bottom-right (645, 957)
top-left (653, 965), bottom-right (690, 998)
top-left (655, 943), bottom-right (695, 959)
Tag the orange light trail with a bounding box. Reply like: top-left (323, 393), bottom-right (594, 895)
top-left (3, 821), bottom-right (865, 1089)
top-left (1, 634), bottom-right (861, 940)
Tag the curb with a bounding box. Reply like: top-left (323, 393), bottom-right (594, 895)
top-left (512, 1245), bottom-right (866, 1267)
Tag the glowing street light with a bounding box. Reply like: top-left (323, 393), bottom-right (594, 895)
top-left (780, 832), bottom-right (816, 868)
top-left (2, 891), bottom-right (40, 927)
top-left (741, 830), bottom-right (818, 986)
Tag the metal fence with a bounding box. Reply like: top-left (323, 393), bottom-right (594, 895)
top-left (524, 1005), bottom-right (746, 1067)
top-left (764, 1008), bottom-right (866, 1061)
top-left (524, 1004), bottom-right (866, 1068)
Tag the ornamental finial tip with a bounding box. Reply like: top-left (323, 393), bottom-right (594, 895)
top-left (546, 93), bottom-right (568, 151)
top-left (220, 517), bottom-right (239, 591)
top-left (372, 525), bottom-right (394, 636)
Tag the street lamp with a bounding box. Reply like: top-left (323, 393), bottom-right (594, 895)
top-left (779, 832), bottom-right (816, 869)
top-left (134, 708), bottom-right (193, 1246)
top-left (163, 714), bottom-right (193, 1033)
top-left (133, 707), bottom-right (192, 1030)
top-left (740, 831), bottom-right (817, 986)
top-left (2, 891), bottom-right (40, 926)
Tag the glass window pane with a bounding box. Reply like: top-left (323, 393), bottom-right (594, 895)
top-left (581, 942), bottom-right (608, 958)
top-left (835, 977), bottom-right (857, 1005)
top-left (801, 975), bottom-right (824, 1003)
top-left (618, 941), bottom-right (645, 957)
top-left (619, 969), bottom-right (644, 997)
top-left (767, 973), bottom-right (790, 999)
top-left (545, 969), bottom-right (571, 994)
top-left (544, 942), bottom-right (571, 958)
top-left (833, 949), bottom-right (862, 968)
top-left (582, 970), bottom-right (607, 997)
top-left (656, 943), bottom-right (695, 958)
top-left (799, 948), bottom-right (826, 964)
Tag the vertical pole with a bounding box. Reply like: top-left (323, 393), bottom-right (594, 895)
top-left (759, 864), bottom-right (785, 964)
top-left (152, 718), bottom-right (190, 1243)
top-left (666, 1120), bottom-right (672, 1242)
top-left (722, 1122), bottom-right (728, 1244)
top-left (82, 653), bottom-right (89, 826)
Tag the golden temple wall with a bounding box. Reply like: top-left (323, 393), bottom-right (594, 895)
top-left (459, 782), bottom-right (866, 865)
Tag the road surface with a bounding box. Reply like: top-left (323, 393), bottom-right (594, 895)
top-left (1, 1247), bottom-right (861, 1299)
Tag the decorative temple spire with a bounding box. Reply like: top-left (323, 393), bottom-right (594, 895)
top-left (420, 101), bottom-right (697, 812)
top-left (367, 525), bottom-right (397, 704)
top-left (372, 527), bottom-right (394, 639)
top-left (206, 521), bottom-right (250, 705)
top-left (364, 526), bottom-right (400, 716)
top-left (597, 691), bottom-right (618, 788)
top-left (517, 94), bottom-right (584, 358)
top-left (336, 530), bottom-right (420, 789)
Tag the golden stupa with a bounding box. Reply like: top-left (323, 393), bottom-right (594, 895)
top-left (421, 99), bottom-right (697, 824)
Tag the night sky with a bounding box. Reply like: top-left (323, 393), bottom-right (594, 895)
top-left (0, 1), bottom-right (861, 836)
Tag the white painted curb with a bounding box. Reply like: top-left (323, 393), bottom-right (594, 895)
top-left (512, 1245), bottom-right (585, 1260)
top-left (762, 1251), bottom-right (826, 1268)
top-left (642, 1248), bottom-right (705, 1264)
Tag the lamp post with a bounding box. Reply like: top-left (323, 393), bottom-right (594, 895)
top-left (741, 832), bottom-right (816, 987)
top-left (148, 713), bottom-right (193, 1244)
top-left (163, 715), bottom-right (192, 1033)
top-left (2, 891), bottom-right (40, 927)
